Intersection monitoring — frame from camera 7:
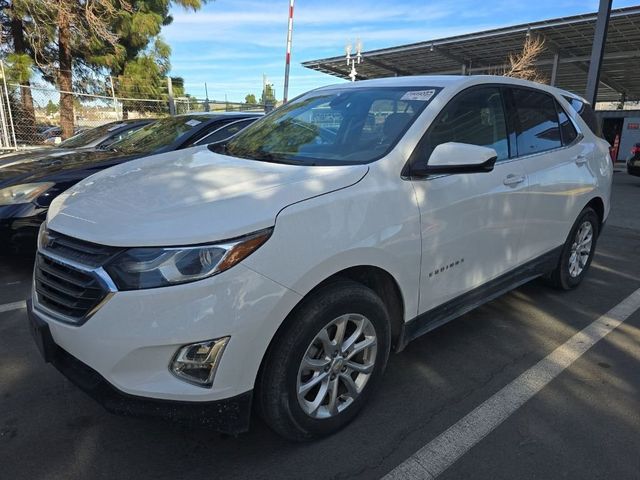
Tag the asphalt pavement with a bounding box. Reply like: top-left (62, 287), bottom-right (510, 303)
top-left (1, 172), bottom-right (639, 480)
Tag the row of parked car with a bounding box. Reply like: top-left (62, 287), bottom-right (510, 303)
top-left (0, 112), bottom-right (261, 250)
top-left (9, 76), bottom-right (613, 441)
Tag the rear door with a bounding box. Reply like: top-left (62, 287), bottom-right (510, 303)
top-left (509, 87), bottom-right (597, 262)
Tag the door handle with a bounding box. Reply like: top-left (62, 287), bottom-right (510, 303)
top-left (574, 154), bottom-right (588, 165)
top-left (503, 174), bottom-right (525, 186)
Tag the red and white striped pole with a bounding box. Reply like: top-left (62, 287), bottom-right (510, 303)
top-left (283, 0), bottom-right (295, 103)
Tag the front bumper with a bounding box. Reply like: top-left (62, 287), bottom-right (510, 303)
top-left (29, 260), bottom-right (302, 430)
top-left (0, 203), bottom-right (46, 252)
top-left (28, 299), bottom-right (252, 433)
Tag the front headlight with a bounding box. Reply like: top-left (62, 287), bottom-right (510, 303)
top-left (0, 182), bottom-right (54, 206)
top-left (105, 228), bottom-right (273, 290)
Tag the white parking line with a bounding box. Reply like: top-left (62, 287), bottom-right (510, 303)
top-left (0, 300), bottom-right (26, 314)
top-left (384, 287), bottom-right (640, 480)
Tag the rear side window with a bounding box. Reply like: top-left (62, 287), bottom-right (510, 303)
top-left (562, 95), bottom-right (601, 137)
top-left (512, 88), bottom-right (562, 155)
top-left (556, 101), bottom-right (578, 146)
top-left (423, 86), bottom-right (509, 162)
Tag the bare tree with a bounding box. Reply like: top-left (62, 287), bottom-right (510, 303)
top-left (503, 36), bottom-right (548, 84)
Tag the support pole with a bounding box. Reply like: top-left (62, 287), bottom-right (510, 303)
top-left (550, 53), bottom-right (560, 86)
top-left (109, 76), bottom-right (119, 121)
top-left (283, 0), bottom-right (295, 103)
top-left (585, 0), bottom-right (612, 105)
top-left (0, 74), bottom-right (9, 148)
top-left (167, 77), bottom-right (176, 115)
top-left (0, 60), bottom-right (16, 148)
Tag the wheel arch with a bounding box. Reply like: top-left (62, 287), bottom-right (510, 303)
top-left (254, 265), bottom-right (406, 393)
top-left (585, 196), bottom-right (605, 232)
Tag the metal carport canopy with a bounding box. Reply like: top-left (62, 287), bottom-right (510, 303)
top-left (302, 5), bottom-right (640, 103)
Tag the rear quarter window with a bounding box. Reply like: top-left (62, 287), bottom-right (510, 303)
top-left (562, 95), bottom-right (601, 137)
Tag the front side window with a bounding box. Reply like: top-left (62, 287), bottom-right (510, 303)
top-left (513, 88), bottom-right (562, 155)
top-left (420, 86), bottom-right (509, 164)
top-left (213, 87), bottom-right (440, 166)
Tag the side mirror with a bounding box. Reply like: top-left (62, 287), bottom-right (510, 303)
top-left (414, 142), bottom-right (498, 176)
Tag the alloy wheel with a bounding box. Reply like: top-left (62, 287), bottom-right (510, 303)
top-left (296, 313), bottom-right (378, 419)
top-left (568, 221), bottom-right (593, 278)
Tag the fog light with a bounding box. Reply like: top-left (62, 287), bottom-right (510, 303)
top-left (170, 337), bottom-right (229, 388)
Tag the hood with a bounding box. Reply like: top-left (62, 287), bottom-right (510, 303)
top-left (47, 146), bottom-right (368, 246)
top-left (0, 149), bottom-right (136, 187)
top-left (0, 147), bottom-right (66, 169)
top-left (0, 147), bottom-right (55, 166)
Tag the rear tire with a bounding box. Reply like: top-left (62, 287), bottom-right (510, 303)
top-left (546, 207), bottom-right (599, 290)
top-left (256, 280), bottom-right (391, 441)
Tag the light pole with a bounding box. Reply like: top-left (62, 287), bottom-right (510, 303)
top-left (345, 39), bottom-right (363, 82)
top-left (282, 0), bottom-right (295, 103)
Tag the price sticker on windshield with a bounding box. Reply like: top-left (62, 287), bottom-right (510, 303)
top-left (185, 119), bottom-right (202, 127)
top-left (401, 89), bottom-right (436, 101)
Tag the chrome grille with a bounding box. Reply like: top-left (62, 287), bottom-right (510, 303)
top-left (40, 229), bottom-right (120, 267)
top-left (34, 230), bottom-right (120, 324)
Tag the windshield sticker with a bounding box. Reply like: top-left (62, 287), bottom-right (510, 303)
top-left (107, 123), bottom-right (127, 131)
top-left (401, 89), bottom-right (436, 102)
top-left (185, 119), bottom-right (202, 127)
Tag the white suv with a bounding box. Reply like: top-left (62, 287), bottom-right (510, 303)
top-left (28, 76), bottom-right (612, 440)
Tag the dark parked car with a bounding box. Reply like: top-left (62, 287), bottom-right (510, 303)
top-left (627, 143), bottom-right (640, 177)
top-left (0, 119), bottom-right (153, 167)
top-left (0, 112), bottom-right (261, 251)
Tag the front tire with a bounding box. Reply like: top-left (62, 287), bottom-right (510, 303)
top-left (547, 207), bottom-right (599, 290)
top-left (256, 280), bottom-right (391, 441)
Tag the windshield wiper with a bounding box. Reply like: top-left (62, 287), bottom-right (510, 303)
top-left (249, 150), bottom-right (311, 165)
top-left (213, 144), bottom-right (313, 166)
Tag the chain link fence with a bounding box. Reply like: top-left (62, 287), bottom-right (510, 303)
top-left (0, 79), bottom-right (265, 151)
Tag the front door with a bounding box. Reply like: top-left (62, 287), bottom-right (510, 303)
top-left (409, 86), bottom-right (530, 313)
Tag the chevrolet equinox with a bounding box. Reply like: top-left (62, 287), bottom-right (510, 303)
top-left (28, 76), bottom-right (612, 441)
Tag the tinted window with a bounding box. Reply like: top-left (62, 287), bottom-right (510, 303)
top-left (109, 115), bottom-right (212, 154)
top-left (58, 122), bottom-right (129, 148)
top-left (512, 88), bottom-right (561, 155)
top-left (215, 87), bottom-right (439, 166)
top-left (423, 86), bottom-right (509, 163)
top-left (563, 95), bottom-right (601, 137)
top-left (195, 118), bottom-right (257, 145)
top-left (556, 101), bottom-right (578, 145)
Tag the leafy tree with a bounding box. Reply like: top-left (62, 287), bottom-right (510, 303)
top-left (45, 99), bottom-right (59, 116)
top-left (0, 1), bottom-right (37, 136)
top-left (12, 0), bottom-right (132, 137)
top-left (245, 94), bottom-right (257, 105)
top-left (2, 0), bottom-right (208, 139)
top-left (260, 84), bottom-right (277, 106)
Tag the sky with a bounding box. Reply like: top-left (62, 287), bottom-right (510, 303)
top-left (164, 0), bottom-right (638, 103)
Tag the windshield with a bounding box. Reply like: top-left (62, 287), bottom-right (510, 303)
top-left (108, 115), bottom-right (210, 154)
top-left (58, 122), bottom-right (128, 148)
top-left (213, 86), bottom-right (439, 165)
